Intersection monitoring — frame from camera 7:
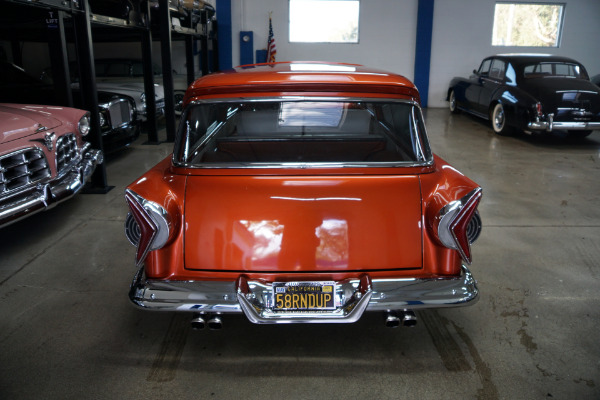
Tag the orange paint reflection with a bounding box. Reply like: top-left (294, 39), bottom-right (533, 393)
top-left (236, 218), bottom-right (349, 269)
top-left (316, 219), bottom-right (349, 267)
top-left (239, 220), bottom-right (283, 263)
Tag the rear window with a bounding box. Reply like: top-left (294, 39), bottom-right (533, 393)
top-left (523, 62), bottom-right (588, 79)
top-left (175, 99), bottom-right (432, 167)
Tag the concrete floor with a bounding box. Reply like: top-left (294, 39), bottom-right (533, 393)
top-left (1, 109), bottom-right (599, 399)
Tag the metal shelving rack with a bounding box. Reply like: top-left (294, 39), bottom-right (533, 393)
top-left (156, 0), bottom-right (218, 142)
top-left (0, 0), bottom-right (219, 191)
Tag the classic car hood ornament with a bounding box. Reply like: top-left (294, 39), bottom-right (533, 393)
top-left (0, 105), bottom-right (62, 144)
top-left (30, 131), bottom-right (56, 151)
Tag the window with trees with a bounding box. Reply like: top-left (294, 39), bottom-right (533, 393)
top-left (492, 3), bottom-right (565, 47)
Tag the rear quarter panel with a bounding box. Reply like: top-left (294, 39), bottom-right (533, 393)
top-left (126, 156), bottom-right (186, 278)
top-left (421, 155), bottom-right (481, 276)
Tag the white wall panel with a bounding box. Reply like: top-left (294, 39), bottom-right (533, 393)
top-left (230, 0), bottom-right (418, 80)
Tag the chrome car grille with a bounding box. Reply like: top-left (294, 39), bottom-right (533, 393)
top-left (56, 133), bottom-right (79, 174)
top-left (0, 148), bottom-right (51, 194)
top-left (108, 99), bottom-right (134, 128)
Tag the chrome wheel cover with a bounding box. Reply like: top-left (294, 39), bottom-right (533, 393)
top-left (449, 91), bottom-right (456, 112)
top-left (493, 104), bottom-right (505, 132)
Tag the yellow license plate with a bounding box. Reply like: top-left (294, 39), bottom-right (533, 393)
top-left (272, 281), bottom-right (336, 311)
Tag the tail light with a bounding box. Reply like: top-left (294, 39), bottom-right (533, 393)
top-left (124, 189), bottom-right (171, 267)
top-left (535, 102), bottom-right (543, 118)
top-left (433, 188), bottom-right (483, 264)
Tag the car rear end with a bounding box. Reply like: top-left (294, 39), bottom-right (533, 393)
top-left (519, 59), bottom-right (600, 133)
top-left (124, 63), bottom-right (483, 327)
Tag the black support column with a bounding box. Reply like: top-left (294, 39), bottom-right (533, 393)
top-left (47, 10), bottom-right (73, 107)
top-left (158, 0), bottom-right (176, 142)
top-left (200, 10), bottom-right (209, 76)
top-left (185, 35), bottom-right (195, 86)
top-left (212, 20), bottom-right (219, 72)
top-left (141, 0), bottom-right (159, 143)
top-left (73, 0), bottom-right (111, 193)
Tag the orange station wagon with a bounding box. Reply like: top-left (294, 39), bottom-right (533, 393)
top-left (124, 62), bottom-right (483, 329)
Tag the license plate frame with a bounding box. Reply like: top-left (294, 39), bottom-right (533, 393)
top-left (272, 281), bottom-right (337, 311)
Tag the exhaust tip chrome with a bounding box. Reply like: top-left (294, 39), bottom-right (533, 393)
top-left (401, 310), bottom-right (417, 327)
top-left (385, 310), bottom-right (417, 328)
top-left (207, 315), bottom-right (223, 330)
top-left (384, 312), bottom-right (401, 328)
top-left (191, 313), bottom-right (205, 330)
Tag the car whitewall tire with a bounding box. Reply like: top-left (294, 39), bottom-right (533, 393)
top-left (449, 90), bottom-right (460, 114)
top-left (491, 103), bottom-right (512, 136)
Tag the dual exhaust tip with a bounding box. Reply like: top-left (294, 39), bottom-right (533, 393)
top-left (384, 310), bottom-right (417, 328)
top-left (191, 310), bottom-right (417, 329)
top-left (191, 313), bottom-right (222, 330)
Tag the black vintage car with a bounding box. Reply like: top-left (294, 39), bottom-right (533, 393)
top-left (447, 54), bottom-right (600, 138)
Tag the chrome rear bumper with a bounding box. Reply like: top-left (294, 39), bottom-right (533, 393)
top-left (0, 145), bottom-right (103, 228)
top-left (129, 265), bottom-right (479, 324)
top-left (528, 113), bottom-right (600, 131)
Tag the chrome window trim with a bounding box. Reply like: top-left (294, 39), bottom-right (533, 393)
top-left (173, 97), bottom-right (435, 169)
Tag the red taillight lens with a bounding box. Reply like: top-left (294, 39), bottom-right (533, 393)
top-left (124, 189), bottom-right (171, 267)
top-left (433, 188), bottom-right (483, 264)
top-left (535, 102), bottom-right (543, 117)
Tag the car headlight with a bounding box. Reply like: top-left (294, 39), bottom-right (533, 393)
top-left (78, 113), bottom-right (91, 136)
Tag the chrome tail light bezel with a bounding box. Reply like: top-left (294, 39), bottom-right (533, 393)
top-left (124, 189), bottom-right (172, 267)
top-left (433, 187), bottom-right (483, 265)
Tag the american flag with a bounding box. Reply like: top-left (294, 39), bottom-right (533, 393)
top-left (267, 16), bottom-right (276, 63)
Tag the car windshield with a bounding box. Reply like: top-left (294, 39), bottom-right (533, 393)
top-left (523, 62), bottom-right (588, 79)
top-left (175, 100), bottom-right (432, 166)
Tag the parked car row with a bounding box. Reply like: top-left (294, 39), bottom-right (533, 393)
top-left (448, 54), bottom-right (600, 138)
top-left (0, 59), bottom-right (155, 227)
top-left (1, 61), bottom-right (142, 154)
top-left (3, 51), bottom-right (598, 335)
top-left (40, 61), bottom-right (166, 123)
top-left (0, 1), bottom-right (214, 230)
top-left (93, 58), bottom-right (186, 115)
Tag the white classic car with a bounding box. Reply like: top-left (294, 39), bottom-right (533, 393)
top-left (94, 58), bottom-right (191, 115)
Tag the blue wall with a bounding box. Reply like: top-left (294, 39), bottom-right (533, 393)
top-left (216, 0), bottom-right (232, 70)
top-left (413, 0), bottom-right (434, 107)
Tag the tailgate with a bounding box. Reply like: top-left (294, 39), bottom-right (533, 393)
top-left (184, 175), bottom-right (423, 273)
